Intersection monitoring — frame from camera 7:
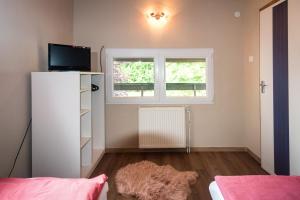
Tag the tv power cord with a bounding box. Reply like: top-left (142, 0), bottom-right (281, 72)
top-left (8, 118), bottom-right (32, 177)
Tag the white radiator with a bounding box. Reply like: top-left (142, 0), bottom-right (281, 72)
top-left (138, 107), bottom-right (187, 149)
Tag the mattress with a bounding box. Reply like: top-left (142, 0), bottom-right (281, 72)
top-left (213, 175), bottom-right (300, 200)
top-left (209, 181), bottom-right (224, 200)
top-left (98, 182), bottom-right (109, 200)
top-left (0, 175), bottom-right (108, 200)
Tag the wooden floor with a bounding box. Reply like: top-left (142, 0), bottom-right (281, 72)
top-left (91, 152), bottom-right (267, 200)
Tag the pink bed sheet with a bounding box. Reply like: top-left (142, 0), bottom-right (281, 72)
top-left (215, 175), bottom-right (300, 200)
top-left (0, 174), bottom-right (107, 200)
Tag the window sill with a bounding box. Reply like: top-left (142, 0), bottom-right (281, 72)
top-left (106, 97), bottom-right (214, 105)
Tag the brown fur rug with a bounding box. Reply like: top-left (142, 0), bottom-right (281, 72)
top-left (115, 161), bottom-right (198, 200)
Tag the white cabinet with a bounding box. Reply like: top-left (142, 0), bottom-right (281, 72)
top-left (32, 72), bottom-right (105, 178)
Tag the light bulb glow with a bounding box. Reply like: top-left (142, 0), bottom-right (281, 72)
top-left (146, 9), bottom-right (169, 28)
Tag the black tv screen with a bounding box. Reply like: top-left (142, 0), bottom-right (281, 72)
top-left (48, 43), bottom-right (91, 71)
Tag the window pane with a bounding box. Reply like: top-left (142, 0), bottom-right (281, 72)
top-left (113, 58), bottom-right (155, 97)
top-left (165, 58), bottom-right (207, 97)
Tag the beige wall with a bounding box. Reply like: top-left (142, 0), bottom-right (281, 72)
top-left (242, 0), bottom-right (270, 157)
top-left (0, 0), bottom-right (73, 177)
top-left (289, 0), bottom-right (300, 175)
top-left (2, 0), bottom-right (293, 177)
top-left (74, 0), bottom-right (247, 149)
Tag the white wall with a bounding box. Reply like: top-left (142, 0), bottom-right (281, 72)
top-left (0, 0), bottom-right (73, 177)
top-left (288, 0), bottom-right (300, 175)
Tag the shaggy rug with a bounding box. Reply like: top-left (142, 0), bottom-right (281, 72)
top-left (115, 161), bottom-right (198, 200)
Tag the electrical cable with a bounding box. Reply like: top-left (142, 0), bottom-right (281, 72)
top-left (99, 46), bottom-right (104, 72)
top-left (8, 118), bottom-right (32, 177)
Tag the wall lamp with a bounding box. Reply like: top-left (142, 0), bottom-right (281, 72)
top-left (150, 12), bottom-right (166, 20)
top-left (147, 10), bottom-right (169, 27)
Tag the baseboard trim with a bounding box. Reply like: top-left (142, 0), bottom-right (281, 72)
top-left (246, 148), bottom-right (261, 164)
top-left (105, 147), bottom-right (261, 163)
top-left (191, 147), bottom-right (247, 152)
top-left (106, 147), bottom-right (247, 153)
top-left (105, 148), bottom-right (187, 153)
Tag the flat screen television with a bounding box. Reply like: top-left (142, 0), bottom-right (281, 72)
top-left (48, 43), bottom-right (91, 71)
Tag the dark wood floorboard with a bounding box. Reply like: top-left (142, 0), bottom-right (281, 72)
top-left (91, 152), bottom-right (267, 200)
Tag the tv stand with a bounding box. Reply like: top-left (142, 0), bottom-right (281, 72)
top-left (31, 72), bottom-right (105, 178)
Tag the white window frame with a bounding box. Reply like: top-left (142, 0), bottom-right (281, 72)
top-left (106, 48), bottom-right (214, 104)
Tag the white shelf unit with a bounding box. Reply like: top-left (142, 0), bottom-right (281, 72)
top-left (81, 137), bottom-right (91, 149)
top-left (32, 72), bottom-right (105, 178)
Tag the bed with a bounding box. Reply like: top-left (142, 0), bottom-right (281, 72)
top-left (99, 182), bottom-right (109, 200)
top-left (0, 174), bottom-right (108, 200)
top-left (209, 175), bottom-right (300, 200)
top-left (209, 181), bottom-right (224, 200)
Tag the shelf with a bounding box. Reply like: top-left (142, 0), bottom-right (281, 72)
top-left (80, 88), bottom-right (90, 93)
top-left (80, 137), bottom-right (91, 149)
top-left (32, 72), bottom-right (105, 178)
top-left (80, 72), bottom-right (104, 75)
top-left (80, 109), bottom-right (90, 116)
top-left (81, 148), bottom-right (105, 178)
